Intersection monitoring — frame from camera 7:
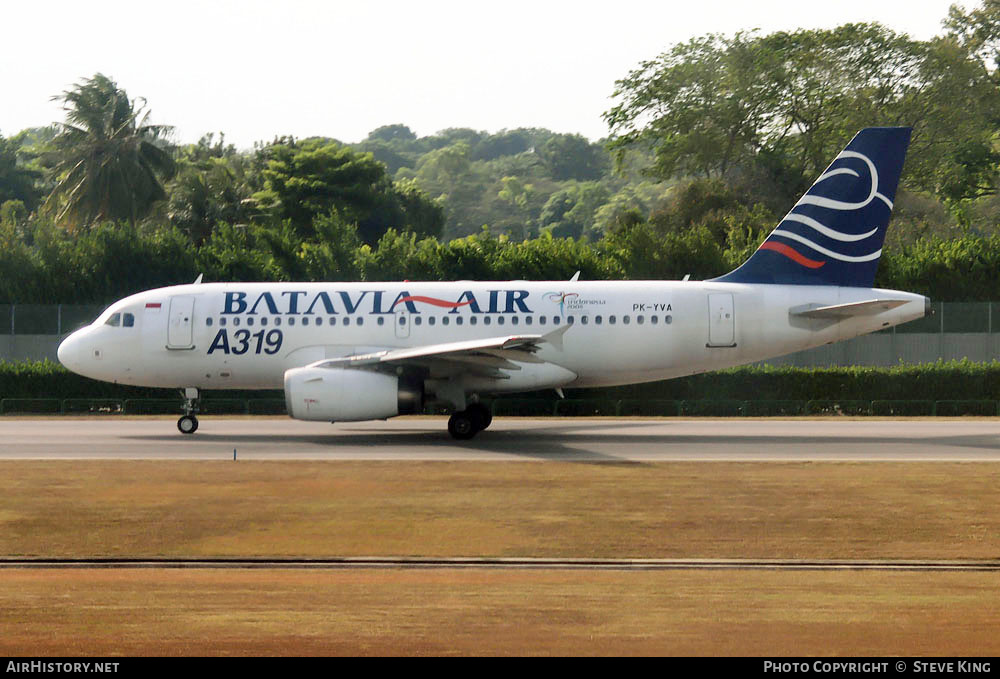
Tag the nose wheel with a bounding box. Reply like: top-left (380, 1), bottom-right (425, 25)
top-left (177, 414), bottom-right (199, 434)
top-left (178, 387), bottom-right (200, 435)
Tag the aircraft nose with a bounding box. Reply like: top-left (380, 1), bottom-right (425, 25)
top-left (57, 330), bottom-right (85, 373)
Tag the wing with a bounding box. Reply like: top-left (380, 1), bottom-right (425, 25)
top-left (304, 325), bottom-right (571, 379)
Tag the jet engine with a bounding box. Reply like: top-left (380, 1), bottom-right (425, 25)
top-left (284, 366), bottom-right (423, 422)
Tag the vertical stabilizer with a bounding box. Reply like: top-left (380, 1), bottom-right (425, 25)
top-left (712, 127), bottom-right (911, 287)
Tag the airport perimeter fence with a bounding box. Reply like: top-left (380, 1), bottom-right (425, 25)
top-left (3, 397), bottom-right (998, 417)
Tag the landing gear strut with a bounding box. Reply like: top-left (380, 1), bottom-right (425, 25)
top-left (447, 402), bottom-right (492, 440)
top-left (177, 387), bottom-right (200, 435)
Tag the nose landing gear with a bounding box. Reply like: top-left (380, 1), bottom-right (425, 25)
top-left (177, 387), bottom-right (200, 435)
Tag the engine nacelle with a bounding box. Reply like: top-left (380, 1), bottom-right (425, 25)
top-left (284, 366), bottom-right (423, 422)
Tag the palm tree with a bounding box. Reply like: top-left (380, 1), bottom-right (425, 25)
top-left (45, 74), bottom-right (176, 230)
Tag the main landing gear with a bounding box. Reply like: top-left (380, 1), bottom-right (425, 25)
top-left (177, 387), bottom-right (200, 435)
top-left (447, 402), bottom-right (492, 440)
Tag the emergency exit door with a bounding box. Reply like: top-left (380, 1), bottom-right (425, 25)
top-left (167, 296), bottom-right (195, 349)
top-left (707, 293), bottom-right (736, 347)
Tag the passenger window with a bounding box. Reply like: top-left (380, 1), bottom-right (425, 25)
top-left (665, 315), bottom-right (673, 325)
top-left (581, 316), bottom-right (588, 325)
top-left (567, 316), bottom-right (575, 324)
top-left (442, 317), bottom-right (450, 326)
top-left (247, 317), bottom-right (255, 326)
top-left (539, 316), bottom-right (547, 325)
top-left (356, 317), bottom-right (363, 326)
top-left (469, 317), bottom-right (476, 326)
top-left (233, 317), bottom-right (241, 327)
top-left (609, 316), bottom-right (616, 325)
top-left (273, 317), bottom-right (281, 326)
top-left (553, 316), bottom-right (560, 325)
top-left (637, 315), bottom-right (644, 325)
top-left (651, 315), bottom-right (658, 325)
top-left (220, 317), bottom-right (228, 327)
top-left (511, 317), bottom-right (518, 325)
top-left (105, 313), bottom-right (121, 327)
top-left (497, 317), bottom-right (504, 326)
top-left (376, 317), bottom-right (383, 326)
top-left (483, 317), bottom-right (491, 326)
top-left (343, 317), bottom-right (350, 326)
top-left (428, 317), bottom-right (436, 326)
top-left (415, 317), bottom-right (422, 326)
top-left (301, 318), bottom-right (309, 326)
top-left (623, 315), bottom-right (631, 325)
top-left (261, 317), bottom-right (268, 326)
top-left (525, 316), bottom-right (532, 326)
top-left (287, 318), bottom-right (294, 326)
top-left (596, 316), bottom-right (603, 325)
top-left (206, 318), bottom-right (213, 327)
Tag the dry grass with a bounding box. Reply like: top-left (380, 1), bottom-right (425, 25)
top-left (3, 460), bottom-right (1000, 655)
top-left (1, 569), bottom-right (999, 656)
top-left (1, 461), bottom-right (999, 559)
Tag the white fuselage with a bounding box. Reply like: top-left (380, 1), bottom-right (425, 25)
top-left (57, 280), bottom-right (928, 395)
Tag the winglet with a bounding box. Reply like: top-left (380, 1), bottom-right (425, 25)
top-left (542, 324), bottom-right (571, 351)
top-left (193, 274), bottom-right (204, 285)
top-left (569, 271), bottom-right (581, 282)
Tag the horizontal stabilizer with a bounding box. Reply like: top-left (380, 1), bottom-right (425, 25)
top-left (790, 299), bottom-right (910, 319)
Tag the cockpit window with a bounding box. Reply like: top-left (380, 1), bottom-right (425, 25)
top-left (105, 313), bottom-right (121, 327)
top-left (123, 313), bottom-right (135, 327)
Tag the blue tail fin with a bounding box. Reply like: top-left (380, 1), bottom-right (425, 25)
top-left (712, 127), bottom-right (911, 287)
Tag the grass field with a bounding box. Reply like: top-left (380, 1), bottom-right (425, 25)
top-left (2, 460), bottom-right (999, 655)
top-left (1, 461), bottom-right (999, 559)
top-left (2, 569), bottom-right (999, 656)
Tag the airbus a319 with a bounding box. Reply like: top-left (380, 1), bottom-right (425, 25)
top-left (58, 128), bottom-right (928, 439)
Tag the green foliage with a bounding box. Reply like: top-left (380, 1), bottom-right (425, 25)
top-left (0, 132), bottom-right (43, 212)
top-left (605, 23), bottom-right (1000, 206)
top-left (254, 138), bottom-right (443, 244)
top-left (535, 133), bottom-right (607, 181)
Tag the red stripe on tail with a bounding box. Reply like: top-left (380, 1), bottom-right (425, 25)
top-left (759, 241), bottom-right (825, 269)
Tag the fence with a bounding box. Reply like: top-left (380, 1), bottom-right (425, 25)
top-left (1, 397), bottom-right (998, 417)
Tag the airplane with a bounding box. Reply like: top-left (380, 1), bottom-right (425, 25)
top-left (57, 127), bottom-right (928, 439)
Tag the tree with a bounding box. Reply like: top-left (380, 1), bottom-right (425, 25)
top-left (45, 74), bottom-right (176, 229)
top-left (536, 133), bottom-right (607, 181)
top-left (253, 139), bottom-right (389, 234)
top-left (366, 124), bottom-right (417, 143)
top-left (0, 132), bottom-right (43, 212)
top-left (604, 24), bottom-right (1000, 204)
top-left (254, 138), bottom-right (443, 243)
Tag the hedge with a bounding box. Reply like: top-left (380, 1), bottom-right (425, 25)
top-left (2, 359), bottom-right (998, 403)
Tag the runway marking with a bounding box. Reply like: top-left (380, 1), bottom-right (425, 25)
top-left (3, 557), bottom-right (1000, 571)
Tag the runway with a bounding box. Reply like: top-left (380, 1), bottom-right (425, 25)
top-left (0, 417), bottom-right (998, 460)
